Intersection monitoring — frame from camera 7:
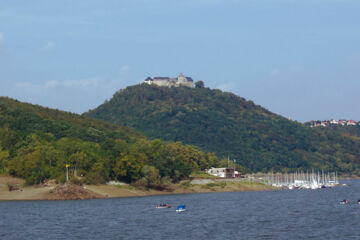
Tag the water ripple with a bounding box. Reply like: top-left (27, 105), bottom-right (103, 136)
top-left (0, 180), bottom-right (360, 239)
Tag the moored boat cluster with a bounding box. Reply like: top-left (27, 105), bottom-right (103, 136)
top-left (261, 171), bottom-right (339, 190)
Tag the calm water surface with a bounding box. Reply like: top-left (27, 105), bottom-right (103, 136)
top-left (1, 180), bottom-right (360, 240)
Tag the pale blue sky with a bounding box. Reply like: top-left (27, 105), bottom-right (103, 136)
top-left (1, 0), bottom-right (359, 122)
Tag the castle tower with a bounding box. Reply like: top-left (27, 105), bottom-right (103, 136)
top-left (177, 73), bottom-right (186, 83)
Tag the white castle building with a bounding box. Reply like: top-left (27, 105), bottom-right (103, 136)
top-left (144, 73), bottom-right (194, 88)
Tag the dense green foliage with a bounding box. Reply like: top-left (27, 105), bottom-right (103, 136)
top-left (0, 97), bottom-right (219, 185)
top-left (86, 84), bottom-right (360, 174)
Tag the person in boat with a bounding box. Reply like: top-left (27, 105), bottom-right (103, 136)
top-left (340, 199), bottom-right (350, 204)
top-left (156, 203), bottom-right (171, 208)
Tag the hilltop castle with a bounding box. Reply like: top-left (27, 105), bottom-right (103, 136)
top-left (144, 73), bottom-right (194, 88)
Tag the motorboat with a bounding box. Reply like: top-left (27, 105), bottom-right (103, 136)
top-left (340, 199), bottom-right (350, 204)
top-left (176, 205), bottom-right (186, 213)
top-left (156, 203), bottom-right (171, 209)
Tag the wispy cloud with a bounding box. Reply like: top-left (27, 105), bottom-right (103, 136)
top-left (270, 69), bottom-right (280, 76)
top-left (63, 77), bottom-right (99, 88)
top-left (0, 32), bottom-right (12, 57)
top-left (217, 82), bottom-right (235, 92)
top-left (45, 80), bottom-right (59, 88)
top-left (119, 65), bottom-right (130, 74)
top-left (40, 41), bottom-right (55, 51)
top-left (14, 77), bottom-right (100, 94)
top-left (0, 6), bottom-right (93, 26)
top-left (14, 82), bottom-right (52, 94)
top-left (0, 32), bottom-right (4, 46)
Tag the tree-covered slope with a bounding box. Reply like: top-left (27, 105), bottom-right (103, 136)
top-left (0, 97), bottom-right (219, 185)
top-left (85, 84), bottom-right (360, 174)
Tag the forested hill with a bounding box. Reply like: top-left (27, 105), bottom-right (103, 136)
top-left (85, 84), bottom-right (360, 175)
top-left (0, 97), bottom-right (219, 185)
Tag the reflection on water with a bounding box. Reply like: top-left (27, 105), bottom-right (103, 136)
top-left (0, 180), bottom-right (360, 240)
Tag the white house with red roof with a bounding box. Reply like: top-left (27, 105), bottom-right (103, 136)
top-left (338, 120), bottom-right (346, 126)
top-left (308, 119), bottom-right (359, 127)
top-left (347, 120), bottom-right (356, 126)
top-left (321, 121), bottom-right (328, 127)
top-left (330, 119), bottom-right (338, 125)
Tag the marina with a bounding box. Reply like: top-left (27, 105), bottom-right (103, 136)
top-left (258, 171), bottom-right (339, 189)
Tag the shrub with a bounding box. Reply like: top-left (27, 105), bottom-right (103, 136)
top-left (6, 182), bottom-right (20, 191)
top-left (132, 178), bottom-right (148, 189)
top-left (161, 176), bottom-right (172, 185)
top-left (84, 173), bottom-right (106, 185)
top-left (180, 181), bottom-right (191, 187)
top-left (70, 178), bottom-right (84, 186)
top-left (6, 182), bottom-right (14, 191)
top-left (201, 182), bottom-right (226, 189)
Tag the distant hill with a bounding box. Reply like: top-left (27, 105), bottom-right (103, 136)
top-left (0, 97), bottom-right (218, 185)
top-left (85, 84), bottom-right (360, 175)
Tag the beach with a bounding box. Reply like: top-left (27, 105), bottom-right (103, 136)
top-left (0, 175), bottom-right (276, 201)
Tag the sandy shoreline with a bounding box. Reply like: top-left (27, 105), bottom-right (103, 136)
top-left (0, 176), bottom-right (277, 201)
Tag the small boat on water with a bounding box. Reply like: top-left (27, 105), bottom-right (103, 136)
top-left (357, 199), bottom-right (360, 205)
top-left (156, 204), bottom-right (171, 209)
top-left (340, 199), bottom-right (350, 205)
top-left (176, 205), bottom-right (186, 213)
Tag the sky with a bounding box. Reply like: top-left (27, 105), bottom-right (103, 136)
top-left (0, 0), bottom-right (360, 122)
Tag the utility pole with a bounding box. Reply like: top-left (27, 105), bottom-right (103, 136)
top-left (65, 164), bottom-right (70, 182)
top-left (233, 159), bottom-right (236, 178)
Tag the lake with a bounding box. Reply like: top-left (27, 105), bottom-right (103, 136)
top-left (1, 180), bottom-right (360, 240)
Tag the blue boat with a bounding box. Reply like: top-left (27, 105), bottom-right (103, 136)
top-left (176, 205), bottom-right (186, 213)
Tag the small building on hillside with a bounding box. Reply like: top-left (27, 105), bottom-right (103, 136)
top-left (144, 73), bottom-right (194, 88)
top-left (347, 120), bottom-right (356, 126)
top-left (330, 119), bottom-right (338, 125)
top-left (338, 120), bottom-right (346, 126)
top-left (321, 121), bottom-right (328, 127)
top-left (207, 167), bottom-right (236, 178)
